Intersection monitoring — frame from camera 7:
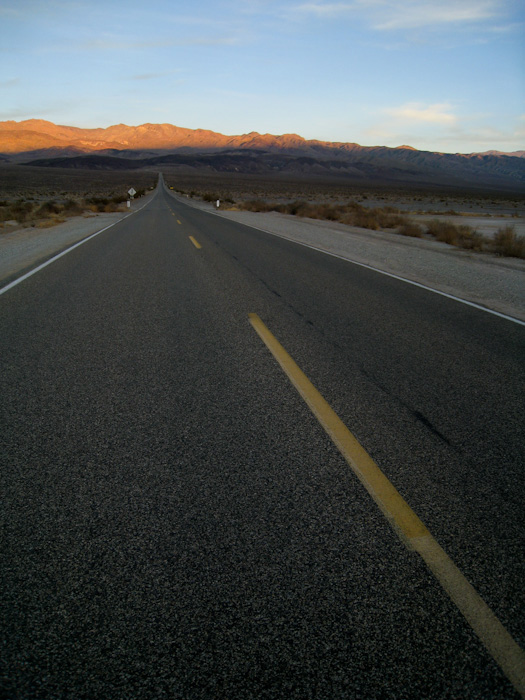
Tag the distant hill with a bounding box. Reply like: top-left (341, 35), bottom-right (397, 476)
top-left (0, 119), bottom-right (523, 191)
top-left (476, 150), bottom-right (525, 158)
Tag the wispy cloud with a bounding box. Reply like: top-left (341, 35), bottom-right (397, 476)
top-left (0, 6), bottom-right (22, 18)
top-left (360, 100), bottom-right (460, 149)
top-left (294, 0), bottom-right (505, 30)
top-left (0, 100), bottom-right (77, 121)
top-left (0, 107), bottom-right (31, 119)
top-left (80, 35), bottom-right (241, 51)
top-left (385, 102), bottom-right (457, 125)
top-left (127, 71), bottom-right (184, 82)
top-left (294, 2), bottom-right (356, 17)
top-left (129, 73), bottom-right (166, 81)
top-left (0, 0), bottom-right (89, 19)
top-left (363, 104), bottom-right (525, 152)
top-left (373, 1), bottom-right (499, 30)
top-left (0, 78), bottom-right (20, 88)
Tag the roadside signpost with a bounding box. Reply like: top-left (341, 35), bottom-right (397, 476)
top-left (127, 187), bottom-right (136, 208)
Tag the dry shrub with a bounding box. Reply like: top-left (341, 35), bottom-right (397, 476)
top-left (240, 199), bottom-right (274, 212)
top-left (103, 201), bottom-right (125, 213)
top-left (456, 229), bottom-right (485, 251)
top-left (202, 192), bottom-right (218, 203)
top-left (352, 209), bottom-right (381, 230)
top-left (286, 201), bottom-right (313, 217)
top-left (492, 226), bottom-right (525, 258)
top-left (0, 204), bottom-right (12, 223)
top-left (3, 200), bottom-right (33, 223)
top-left (34, 200), bottom-right (61, 218)
top-left (425, 219), bottom-right (487, 251)
top-left (86, 196), bottom-right (109, 212)
top-left (62, 199), bottom-right (84, 217)
top-left (36, 217), bottom-right (66, 228)
top-left (342, 208), bottom-right (405, 231)
top-left (397, 221), bottom-right (424, 237)
top-left (310, 203), bottom-right (344, 220)
top-left (426, 219), bottom-right (461, 245)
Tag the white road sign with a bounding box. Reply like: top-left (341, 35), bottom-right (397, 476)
top-left (128, 188), bottom-right (136, 197)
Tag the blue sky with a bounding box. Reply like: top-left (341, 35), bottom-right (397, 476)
top-left (0, 0), bottom-right (523, 153)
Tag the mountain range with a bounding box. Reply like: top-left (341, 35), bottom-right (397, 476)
top-left (1, 119), bottom-right (524, 191)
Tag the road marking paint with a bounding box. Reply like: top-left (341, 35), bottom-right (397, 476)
top-left (248, 312), bottom-right (525, 697)
top-left (0, 201), bottom-right (150, 297)
top-left (412, 535), bottom-right (525, 698)
top-left (189, 236), bottom-right (202, 249)
top-left (177, 220), bottom-right (182, 225)
top-left (293, 243), bottom-right (525, 327)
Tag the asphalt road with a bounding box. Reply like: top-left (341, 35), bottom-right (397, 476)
top-left (1, 178), bottom-right (524, 699)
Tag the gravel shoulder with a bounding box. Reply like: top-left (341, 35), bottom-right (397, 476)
top-left (174, 195), bottom-right (525, 323)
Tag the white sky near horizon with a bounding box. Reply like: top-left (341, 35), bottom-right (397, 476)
top-left (0, 0), bottom-right (523, 154)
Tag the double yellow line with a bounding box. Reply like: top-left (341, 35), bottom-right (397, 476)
top-left (249, 313), bottom-right (525, 697)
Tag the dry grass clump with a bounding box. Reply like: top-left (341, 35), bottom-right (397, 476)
top-left (36, 218), bottom-right (66, 228)
top-left (348, 206), bottom-right (405, 230)
top-left (33, 200), bottom-right (62, 218)
top-left (85, 194), bottom-right (133, 213)
top-left (396, 221), bottom-right (425, 238)
top-left (492, 225), bottom-right (525, 258)
top-left (0, 199), bottom-right (34, 223)
top-left (425, 219), bottom-right (485, 251)
top-left (240, 199), bottom-right (275, 213)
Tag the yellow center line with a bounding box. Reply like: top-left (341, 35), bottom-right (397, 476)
top-left (248, 312), bottom-right (525, 697)
top-left (177, 220), bottom-right (182, 225)
top-left (189, 236), bottom-right (201, 249)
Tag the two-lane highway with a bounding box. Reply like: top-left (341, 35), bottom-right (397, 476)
top-left (1, 177), bottom-right (524, 698)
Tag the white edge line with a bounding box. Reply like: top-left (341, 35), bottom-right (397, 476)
top-left (0, 200), bottom-right (151, 297)
top-left (287, 238), bottom-right (525, 327)
top-left (188, 201), bottom-right (525, 328)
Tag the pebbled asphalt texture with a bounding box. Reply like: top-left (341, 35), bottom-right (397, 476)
top-left (1, 182), bottom-right (523, 699)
